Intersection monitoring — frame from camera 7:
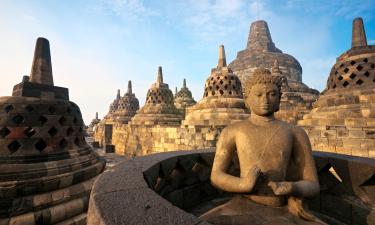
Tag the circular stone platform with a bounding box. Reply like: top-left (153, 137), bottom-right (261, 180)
top-left (88, 150), bottom-right (375, 225)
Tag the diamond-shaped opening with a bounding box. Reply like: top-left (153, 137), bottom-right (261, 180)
top-left (0, 127), bottom-right (11, 138)
top-left (66, 127), bottom-right (74, 136)
top-left (39, 116), bottom-right (48, 125)
top-left (12, 115), bottom-right (24, 125)
top-left (25, 105), bottom-right (34, 112)
top-left (73, 117), bottom-right (78, 125)
top-left (371, 64), bottom-right (375, 69)
top-left (5, 105), bottom-right (14, 113)
top-left (48, 106), bottom-right (56, 114)
top-left (338, 76), bottom-right (343, 80)
top-left (35, 139), bottom-right (47, 151)
top-left (356, 79), bottom-right (364, 85)
top-left (59, 138), bottom-right (68, 148)
top-left (339, 63), bottom-right (344, 68)
top-left (361, 174), bottom-right (375, 186)
top-left (74, 137), bottom-right (80, 146)
top-left (356, 65), bottom-right (363, 71)
top-left (48, 127), bottom-right (58, 137)
top-left (349, 73), bottom-right (356, 79)
top-left (219, 90), bottom-right (224, 95)
top-left (343, 68), bottom-right (349, 73)
top-left (364, 71), bottom-right (370, 77)
top-left (335, 70), bottom-right (338, 75)
top-left (8, 140), bottom-right (21, 153)
top-left (343, 81), bottom-right (349, 87)
top-left (24, 127), bottom-right (36, 137)
top-left (58, 116), bottom-right (67, 126)
top-left (363, 58), bottom-right (368, 63)
top-left (350, 60), bottom-right (356, 65)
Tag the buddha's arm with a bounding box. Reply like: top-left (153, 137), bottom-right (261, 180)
top-left (289, 127), bottom-right (320, 198)
top-left (211, 128), bottom-right (260, 193)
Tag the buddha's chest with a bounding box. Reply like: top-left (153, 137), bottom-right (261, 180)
top-left (235, 126), bottom-right (293, 172)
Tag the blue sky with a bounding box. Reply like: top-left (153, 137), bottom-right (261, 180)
top-left (1, 0), bottom-right (374, 123)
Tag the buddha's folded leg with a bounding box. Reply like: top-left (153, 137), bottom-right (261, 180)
top-left (199, 196), bottom-right (324, 225)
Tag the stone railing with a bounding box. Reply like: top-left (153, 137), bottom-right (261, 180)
top-left (87, 149), bottom-right (375, 225)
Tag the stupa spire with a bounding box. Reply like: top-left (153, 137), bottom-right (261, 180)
top-left (116, 89), bottom-right (121, 100)
top-left (127, 80), bottom-right (132, 94)
top-left (247, 20), bottom-right (277, 52)
top-left (95, 112), bottom-right (98, 120)
top-left (183, 78), bottom-right (187, 88)
top-left (352, 17), bottom-right (367, 48)
top-left (29, 37), bottom-right (54, 85)
top-left (157, 66), bottom-right (163, 84)
top-left (217, 45), bottom-right (227, 68)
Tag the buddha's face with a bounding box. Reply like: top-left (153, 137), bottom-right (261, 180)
top-left (247, 83), bottom-right (280, 116)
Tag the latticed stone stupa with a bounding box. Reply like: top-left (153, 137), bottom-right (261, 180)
top-left (0, 38), bottom-right (105, 224)
top-left (130, 66), bottom-right (183, 125)
top-left (174, 78), bottom-right (196, 114)
top-left (112, 80), bottom-right (139, 124)
top-left (108, 89), bottom-right (121, 115)
top-left (229, 20), bottom-right (319, 123)
top-left (299, 17), bottom-right (375, 158)
top-left (183, 45), bottom-right (249, 126)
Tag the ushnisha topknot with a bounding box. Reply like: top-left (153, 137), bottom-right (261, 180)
top-left (244, 67), bottom-right (287, 97)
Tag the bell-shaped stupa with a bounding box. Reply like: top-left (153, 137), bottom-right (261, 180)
top-left (299, 17), bottom-right (375, 158)
top-left (0, 37), bottom-right (105, 224)
top-left (130, 66), bottom-right (183, 125)
top-left (174, 78), bottom-right (196, 114)
top-left (183, 45), bottom-right (249, 126)
top-left (112, 80), bottom-right (140, 124)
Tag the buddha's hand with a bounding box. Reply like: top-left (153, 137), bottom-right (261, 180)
top-left (244, 166), bottom-right (262, 190)
top-left (268, 181), bottom-right (294, 196)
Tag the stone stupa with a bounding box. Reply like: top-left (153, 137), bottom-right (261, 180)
top-left (112, 80), bottom-right (139, 124)
top-left (0, 37), bottom-right (105, 224)
top-left (299, 17), bottom-right (375, 158)
top-left (183, 45), bottom-right (249, 126)
top-left (174, 78), bottom-right (196, 115)
top-left (130, 66), bottom-right (183, 126)
top-left (229, 20), bottom-right (319, 123)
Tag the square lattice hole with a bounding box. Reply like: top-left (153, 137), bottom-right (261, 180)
top-left (356, 65), bottom-right (363, 71)
top-left (48, 127), bottom-right (58, 137)
top-left (349, 73), bottom-right (357, 79)
top-left (364, 71), bottom-right (370, 77)
top-left (24, 127), bottom-right (36, 137)
top-left (343, 68), bottom-right (349, 73)
top-left (8, 140), bottom-right (21, 153)
top-left (12, 115), bottom-right (24, 125)
top-left (343, 81), bottom-right (349, 87)
top-left (350, 61), bottom-right (356, 65)
top-left (4, 105), bottom-right (14, 113)
top-left (356, 79), bottom-right (364, 85)
top-left (0, 127), bottom-right (11, 138)
top-left (35, 139), bottom-right (47, 151)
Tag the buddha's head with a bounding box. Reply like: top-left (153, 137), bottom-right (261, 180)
top-left (244, 68), bottom-right (285, 116)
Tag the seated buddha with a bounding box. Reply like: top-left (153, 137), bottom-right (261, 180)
top-left (200, 68), bottom-right (326, 225)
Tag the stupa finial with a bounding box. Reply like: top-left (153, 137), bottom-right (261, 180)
top-left (157, 66), bottom-right (163, 84)
top-left (352, 17), bottom-right (367, 48)
top-left (272, 59), bottom-right (281, 75)
top-left (218, 45), bottom-right (227, 68)
top-left (127, 80), bottom-right (132, 94)
top-left (29, 37), bottom-right (54, 85)
top-left (183, 78), bottom-right (187, 88)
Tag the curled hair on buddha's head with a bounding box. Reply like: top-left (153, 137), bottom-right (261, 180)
top-left (244, 67), bottom-right (287, 98)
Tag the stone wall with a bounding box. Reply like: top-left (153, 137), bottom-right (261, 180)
top-left (110, 123), bottom-right (224, 156)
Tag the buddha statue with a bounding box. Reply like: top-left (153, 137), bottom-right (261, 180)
top-left (200, 68), bottom-right (325, 225)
